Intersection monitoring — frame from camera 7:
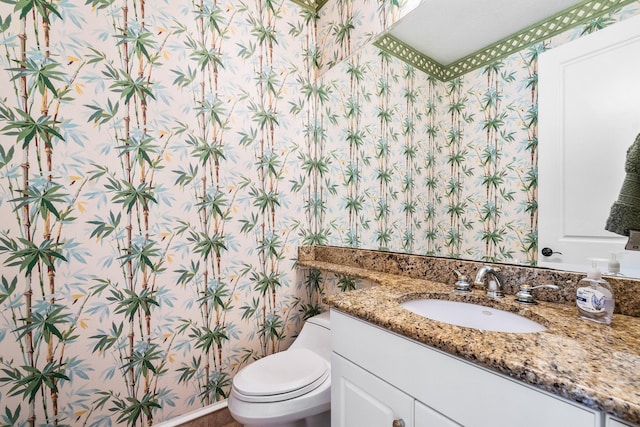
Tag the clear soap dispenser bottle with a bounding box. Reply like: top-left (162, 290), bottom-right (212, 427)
top-left (576, 261), bottom-right (615, 325)
top-left (607, 252), bottom-right (621, 276)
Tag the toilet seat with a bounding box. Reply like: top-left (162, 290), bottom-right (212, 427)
top-left (232, 348), bottom-right (330, 403)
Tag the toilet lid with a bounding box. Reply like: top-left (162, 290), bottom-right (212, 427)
top-left (232, 348), bottom-right (329, 403)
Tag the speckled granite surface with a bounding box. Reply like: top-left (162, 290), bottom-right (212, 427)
top-left (298, 246), bottom-right (640, 425)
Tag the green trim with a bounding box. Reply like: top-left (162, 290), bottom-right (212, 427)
top-left (374, 35), bottom-right (448, 81)
top-left (289, 0), bottom-right (327, 12)
top-left (375, 0), bottom-right (640, 81)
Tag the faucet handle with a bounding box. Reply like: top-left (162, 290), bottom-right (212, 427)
top-left (453, 270), bottom-right (471, 292)
top-left (515, 284), bottom-right (560, 305)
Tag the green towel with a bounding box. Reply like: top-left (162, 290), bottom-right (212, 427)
top-left (605, 133), bottom-right (640, 236)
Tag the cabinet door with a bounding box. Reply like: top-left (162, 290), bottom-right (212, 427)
top-left (415, 400), bottom-right (460, 427)
top-left (332, 353), bottom-right (413, 427)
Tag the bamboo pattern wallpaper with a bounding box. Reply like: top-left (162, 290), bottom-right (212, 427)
top-left (1, 0), bottom-right (639, 425)
top-left (0, 0), bottom-right (338, 425)
top-left (317, 0), bottom-right (413, 73)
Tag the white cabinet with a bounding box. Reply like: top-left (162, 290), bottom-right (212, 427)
top-left (331, 310), bottom-right (604, 427)
top-left (332, 354), bottom-right (413, 427)
top-left (332, 352), bottom-right (459, 427)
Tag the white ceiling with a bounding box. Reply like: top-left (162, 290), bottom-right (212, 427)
top-left (388, 0), bottom-right (585, 65)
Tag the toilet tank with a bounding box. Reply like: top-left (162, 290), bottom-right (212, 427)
top-left (306, 311), bottom-right (330, 329)
top-left (289, 311), bottom-right (331, 361)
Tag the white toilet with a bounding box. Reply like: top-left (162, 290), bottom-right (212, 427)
top-left (228, 311), bottom-right (331, 427)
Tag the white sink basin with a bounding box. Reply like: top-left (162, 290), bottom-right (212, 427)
top-left (401, 299), bottom-right (546, 333)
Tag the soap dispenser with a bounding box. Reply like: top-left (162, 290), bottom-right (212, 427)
top-left (576, 261), bottom-right (615, 325)
top-left (607, 252), bottom-right (621, 276)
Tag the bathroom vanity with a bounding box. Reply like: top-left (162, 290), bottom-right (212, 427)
top-left (332, 310), bottom-right (633, 427)
top-left (298, 246), bottom-right (640, 427)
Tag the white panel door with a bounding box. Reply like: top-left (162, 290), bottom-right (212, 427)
top-left (332, 353), bottom-right (413, 427)
top-left (538, 14), bottom-right (640, 277)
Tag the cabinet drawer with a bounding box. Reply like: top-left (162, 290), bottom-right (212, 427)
top-left (332, 310), bottom-right (601, 427)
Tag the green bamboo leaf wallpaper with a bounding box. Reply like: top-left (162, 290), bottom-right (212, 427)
top-left (0, 0), bottom-right (338, 424)
top-left (0, 0), bottom-right (639, 425)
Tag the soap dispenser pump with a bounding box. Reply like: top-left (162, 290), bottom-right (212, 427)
top-left (576, 261), bottom-right (615, 325)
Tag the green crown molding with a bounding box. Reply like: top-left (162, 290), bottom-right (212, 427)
top-left (375, 0), bottom-right (639, 81)
top-left (289, 0), bottom-right (328, 12)
top-left (374, 35), bottom-right (449, 80)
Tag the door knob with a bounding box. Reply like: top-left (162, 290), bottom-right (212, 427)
top-left (392, 420), bottom-right (405, 427)
top-left (541, 247), bottom-right (562, 257)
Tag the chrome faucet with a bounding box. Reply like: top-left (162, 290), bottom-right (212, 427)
top-left (474, 266), bottom-right (504, 299)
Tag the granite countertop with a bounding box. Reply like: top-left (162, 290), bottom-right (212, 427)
top-left (299, 259), bottom-right (640, 425)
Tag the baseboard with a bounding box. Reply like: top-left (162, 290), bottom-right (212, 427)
top-left (154, 401), bottom-right (232, 427)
